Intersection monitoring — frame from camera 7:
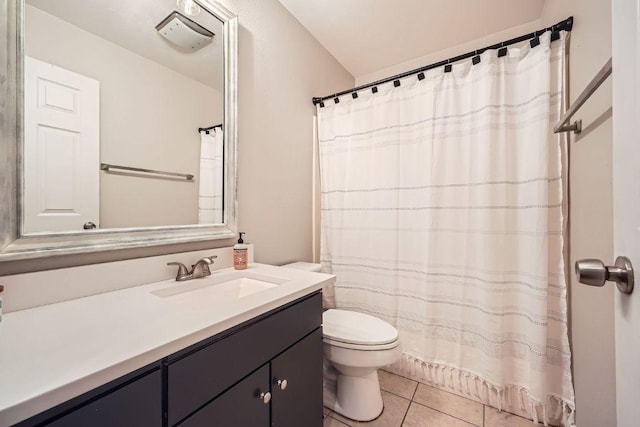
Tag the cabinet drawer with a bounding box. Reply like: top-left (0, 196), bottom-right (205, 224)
top-left (167, 292), bottom-right (321, 425)
top-left (46, 369), bottom-right (161, 427)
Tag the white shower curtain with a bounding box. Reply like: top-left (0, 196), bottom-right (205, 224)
top-left (198, 128), bottom-right (224, 224)
top-left (318, 32), bottom-right (574, 426)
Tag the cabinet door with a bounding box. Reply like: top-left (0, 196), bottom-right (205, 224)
top-left (178, 364), bottom-right (270, 427)
top-left (46, 369), bottom-right (161, 427)
top-left (271, 329), bottom-right (323, 427)
top-left (167, 293), bottom-right (322, 425)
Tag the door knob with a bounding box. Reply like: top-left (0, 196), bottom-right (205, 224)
top-left (275, 378), bottom-right (288, 390)
top-left (575, 256), bottom-right (634, 294)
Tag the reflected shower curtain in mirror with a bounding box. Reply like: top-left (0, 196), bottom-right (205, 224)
top-left (198, 128), bottom-right (223, 224)
top-left (317, 32), bottom-right (574, 426)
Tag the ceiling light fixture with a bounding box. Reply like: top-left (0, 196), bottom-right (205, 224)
top-left (156, 11), bottom-right (214, 51)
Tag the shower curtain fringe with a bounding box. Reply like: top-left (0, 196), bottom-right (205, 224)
top-left (389, 354), bottom-right (576, 427)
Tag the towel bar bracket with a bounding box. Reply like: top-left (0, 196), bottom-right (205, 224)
top-left (554, 58), bottom-right (611, 135)
top-left (554, 119), bottom-right (582, 135)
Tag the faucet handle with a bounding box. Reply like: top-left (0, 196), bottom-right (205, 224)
top-left (192, 256), bottom-right (217, 277)
top-left (196, 255), bottom-right (217, 264)
top-left (167, 262), bottom-right (190, 281)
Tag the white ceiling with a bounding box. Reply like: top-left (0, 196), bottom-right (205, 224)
top-left (277, 0), bottom-right (547, 78)
top-left (27, 1), bottom-right (547, 88)
top-left (26, 0), bottom-right (224, 90)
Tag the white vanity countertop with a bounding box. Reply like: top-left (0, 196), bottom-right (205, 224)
top-left (0, 263), bottom-right (334, 426)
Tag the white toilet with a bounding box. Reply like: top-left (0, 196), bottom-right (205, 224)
top-left (282, 262), bottom-right (403, 422)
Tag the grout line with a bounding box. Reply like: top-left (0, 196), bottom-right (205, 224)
top-left (379, 370), bottom-right (420, 401)
top-left (415, 381), bottom-right (482, 408)
top-left (344, 370), bottom-right (514, 427)
top-left (381, 370), bottom-right (537, 424)
top-left (381, 369), bottom-right (419, 384)
top-left (377, 372), bottom-right (419, 402)
top-left (410, 381), bottom-right (419, 401)
top-left (381, 369), bottom-right (486, 405)
top-left (376, 371), bottom-right (537, 427)
top-left (410, 400), bottom-right (479, 427)
top-left (329, 415), bottom-right (350, 426)
top-left (378, 387), bottom-right (415, 402)
top-left (382, 371), bottom-right (479, 426)
top-left (399, 401), bottom-right (411, 426)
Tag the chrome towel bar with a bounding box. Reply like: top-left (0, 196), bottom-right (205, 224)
top-left (100, 163), bottom-right (194, 181)
top-left (554, 57), bottom-right (612, 134)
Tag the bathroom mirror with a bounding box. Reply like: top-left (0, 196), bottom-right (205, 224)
top-left (0, 0), bottom-right (238, 263)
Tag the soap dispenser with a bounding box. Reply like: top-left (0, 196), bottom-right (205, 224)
top-left (233, 232), bottom-right (248, 270)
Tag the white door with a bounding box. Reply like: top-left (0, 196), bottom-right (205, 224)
top-left (23, 56), bottom-right (100, 233)
top-left (612, 0), bottom-right (640, 425)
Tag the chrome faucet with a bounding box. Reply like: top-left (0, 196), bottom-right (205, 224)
top-left (192, 256), bottom-right (215, 278)
top-left (167, 256), bottom-right (217, 281)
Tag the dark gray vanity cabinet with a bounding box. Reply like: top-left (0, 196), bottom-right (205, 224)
top-left (14, 364), bottom-right (163, 427)
top-left (169, 292), bottom-right (323, 427)
top-left (177, 329), bottom-right (323, 427)
top-left (14, 291), bottom-right (322, 427)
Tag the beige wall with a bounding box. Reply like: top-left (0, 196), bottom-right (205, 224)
top-left (25, 5), bottom-right (222, 228)
top-left (216, 0), bottom-right (354, 265)
top-left (355, 2), bottom-right (615, 426)
top-left (355, 19), bottom-right (542, 86)
top-left (541, 2), bottom-right (616, 426)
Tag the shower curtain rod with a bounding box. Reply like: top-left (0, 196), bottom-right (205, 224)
top-left (312, 16), bottom-right (573, 106)
top-left (198, 123), bottom-right (223, 133)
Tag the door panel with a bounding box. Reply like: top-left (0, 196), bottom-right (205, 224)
top-left (178, 364), bottom-right (270, 427)
top-left (612, 0), bottom-right (640, 425)
top-left (271, 329), bottom-right (323, 427)
top-left (24, 56), bottom-right (100, 233)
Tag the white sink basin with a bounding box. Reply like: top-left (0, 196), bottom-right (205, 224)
top-left (151, 270), bottom-right (289, 300)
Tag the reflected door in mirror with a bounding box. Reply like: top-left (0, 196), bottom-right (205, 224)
top-left (23, 56), bottom-right (100, 233)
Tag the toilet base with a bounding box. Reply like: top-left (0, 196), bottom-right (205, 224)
top-left (330, 369), bottom-right (383, 422)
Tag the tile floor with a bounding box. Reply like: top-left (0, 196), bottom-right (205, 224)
top-left (323, 370), bottom-right (539, 427)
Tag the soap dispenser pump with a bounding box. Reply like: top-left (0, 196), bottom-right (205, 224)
top-left (233, 232), bottom-right (248, 270)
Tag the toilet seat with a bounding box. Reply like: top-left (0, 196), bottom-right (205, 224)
top-left (322, 309), bottom-right (399, 350)
top-left (323, 337), bottom-right (399, 351)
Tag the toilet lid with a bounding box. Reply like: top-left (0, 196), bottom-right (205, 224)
top-left (322, 309), bottom-right (399, 346)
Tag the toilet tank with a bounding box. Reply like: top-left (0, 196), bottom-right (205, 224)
top-left (281, 262), bottom-right (322, 272)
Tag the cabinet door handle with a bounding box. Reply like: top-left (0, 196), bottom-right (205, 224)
top-left (275, 379), bottom-right (288, 390)
top-left (259, 391), bottom-right (271, 404)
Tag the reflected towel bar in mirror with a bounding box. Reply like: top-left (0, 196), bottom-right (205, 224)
top-left (100, 163), bottom-right (194, 181)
